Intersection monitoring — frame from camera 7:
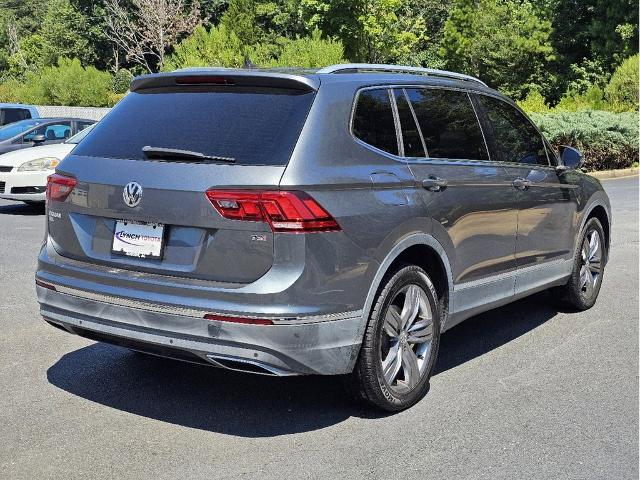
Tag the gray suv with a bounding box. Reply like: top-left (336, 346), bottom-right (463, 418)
top-left (36, 64), bottom-right (611, 411)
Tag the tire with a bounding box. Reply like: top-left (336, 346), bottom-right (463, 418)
top-left (550, 217), bottom-right (606, 311)
top-left (350, 265), bottom-right (441, 412)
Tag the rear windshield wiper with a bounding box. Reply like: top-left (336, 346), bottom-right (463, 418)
top-left (142, 146), bottom-right (236, 164)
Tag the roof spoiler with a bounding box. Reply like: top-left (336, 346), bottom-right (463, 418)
top-left (130, 69), bottom-right (319, 93)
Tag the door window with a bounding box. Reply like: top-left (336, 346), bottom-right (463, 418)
top-left (405, 88), bottom-right (488, 160)
top-left (477, 95), bottom-right (548, 166)
top-left (352, 89), bottom-right (398, 155)
top-left (23, 122), bottom-right (72, 142)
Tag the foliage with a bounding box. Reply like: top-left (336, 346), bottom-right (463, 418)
top-left (517, 89), bottom-right (550, 113)
top-left (259, 30), bottom-right (345, 68)
top-left (300, 0), bottom-right (426, 63)
top-left (40, 0), bottom-right (95, 67)
top-left (441, 0), bottom-right (555, 98)
top-left (165, 25), bottom-right (344, 69)
top-left (17, 58), bottom-right (113, 107)
top-left (555, 86), bottom-right (608, 112)
top-left (112, 68), bottom-right (134, 94)
top-left (164, 25), bottom-right (245, 69)
top-left (605, 55), bottom-right (639, 112)
top-left (531, 110), bottom-right (639, 171)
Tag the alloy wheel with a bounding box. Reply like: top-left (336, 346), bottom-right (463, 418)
top-left (380, 284), bottom-right (434, 393)
top-left (579, 229), bottom-right (603, 299)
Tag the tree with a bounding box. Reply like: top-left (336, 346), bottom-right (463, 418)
top-left (104, 0), bottom-right (202, 72)
top-left (440, 0), bottom-right (555, 98)
top-left (300, 0), bottom-right (426, 63)
top-left (589, 0), bottom-right (639, 66)
top-left (40, 0), bottom-right (95, 67)
top-left (260, 30), bottom-right (345, 67)
top-left (163, 25), bottom-right (245, 70)
top-left (605, 54), bottom-right (639, 111)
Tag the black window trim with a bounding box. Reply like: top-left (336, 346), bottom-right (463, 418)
top-left (350, 84), bottom-right (494, 164)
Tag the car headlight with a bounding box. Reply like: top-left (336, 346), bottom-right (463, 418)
top-left (17, 157), bottom-right (60, 172)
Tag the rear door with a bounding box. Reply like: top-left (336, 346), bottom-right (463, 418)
top-left (395, 87), bottom-right (518, 311)
top-left (473, 93), bottom-right (579, 292)
top-left (48, 81), bottom-right (316, 284)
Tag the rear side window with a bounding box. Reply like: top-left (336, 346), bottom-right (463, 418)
top-left (352, 89), bottom-right (398, 155)
top-left (477, 95), bottom-right (548, 166)
top-left (1, 108), bottom-right (31, 125)
top-left (405, 88), bottom-right (488, 160)
top-left (73, 88), bottom-right (315, 166)
top-left (393, 89), bottom-right (425, 158)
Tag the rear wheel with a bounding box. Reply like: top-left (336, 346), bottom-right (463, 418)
top-left (551, 217), bottom-right (606, 310)
top-left (351, 265), bottom-right (441, 411)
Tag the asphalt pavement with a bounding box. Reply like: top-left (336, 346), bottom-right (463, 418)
top-left (0, 176), bottom-right (637, 480)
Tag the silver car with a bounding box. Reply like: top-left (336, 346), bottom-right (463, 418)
top-left (36, 64), bottom-right (611, 411)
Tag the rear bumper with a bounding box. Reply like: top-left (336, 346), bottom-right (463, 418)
top-left (36, 283), bottom-right (365, 376)
top-left (0, 170), bottom-right (47, 201)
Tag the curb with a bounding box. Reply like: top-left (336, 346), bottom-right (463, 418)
top-left (588, 167), bottom-right (639, 180)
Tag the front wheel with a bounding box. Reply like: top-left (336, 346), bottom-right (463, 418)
top-left (350, 265), bottom-right (441, 411)
top-left (550, 217), bottom-right (606, 311)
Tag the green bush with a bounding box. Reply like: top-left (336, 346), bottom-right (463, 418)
top-left (530, 110), bottom-right (639, 171)
top-left (555, 86), bottom-right (608, 112)
top-left (0, 78), bottom-right (23, 103)
top-left (19, 58), bottom-right (113, 106)
top-left (258, 30), bottom-right (345, 68)
top-left (112, 68), bottom-right (134, 94)
top-left (605, 54), bottom-right (639, 112)
top-left (164, 25), bottom-right (246, 70)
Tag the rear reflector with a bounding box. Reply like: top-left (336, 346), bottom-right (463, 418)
top-left (35, 279), bottom-right (57, 291)
top-left (205, 190), bottom-right (340, 233)
top-left (46, 173), bottom-right (76, 202)
top-left (204, 314), bottom-right (274, 326)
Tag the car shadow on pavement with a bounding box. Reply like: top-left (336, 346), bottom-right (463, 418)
top-left (0, 202), bottom-right (44, 216)
top-left (46, 292), bottom-right (559, 436)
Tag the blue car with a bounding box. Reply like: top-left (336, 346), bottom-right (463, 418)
top-left (0, 103), bottom-right (40, 126)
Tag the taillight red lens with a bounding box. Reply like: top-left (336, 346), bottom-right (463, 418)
top-left (204, 313), bottom-right (273, 325)
top-left (46, 173), bottom-right (76, 202)
top-left (205, 190), bottom-right (340, 233)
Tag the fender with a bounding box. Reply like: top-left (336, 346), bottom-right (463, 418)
top-left (573, 192), bottom-right (611, 262)
top-left (360, 233), bottom-right (455, 332)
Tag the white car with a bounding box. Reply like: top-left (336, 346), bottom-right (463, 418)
top-left (0, 124), bottom-right (93, 204)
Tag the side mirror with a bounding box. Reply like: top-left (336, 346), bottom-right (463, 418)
top-left (31, 134), bottom-right (46, 144)
top-left (558, 145), bottom-right (583, 171)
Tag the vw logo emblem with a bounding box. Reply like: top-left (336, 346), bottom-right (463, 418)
top-left (123, 182), bottom-right (143, 208)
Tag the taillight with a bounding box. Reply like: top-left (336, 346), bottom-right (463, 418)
top-left (46, 173), bottom-right (76, 202)
top-left (205, 190), bottom-right (340, 233)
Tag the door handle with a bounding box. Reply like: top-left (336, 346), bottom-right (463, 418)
top-left (422, 176), bottom-right (448, 192)
top-left (512, 178), bottom-right (531, 191)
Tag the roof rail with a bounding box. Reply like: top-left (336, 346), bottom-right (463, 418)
top-left (316, 63), bottom-right (488, 87)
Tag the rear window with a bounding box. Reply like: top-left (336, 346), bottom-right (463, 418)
top-left (73, 88), bottom-right (315, 166)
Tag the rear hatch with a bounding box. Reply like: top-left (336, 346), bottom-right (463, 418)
top-left (46, 71), bottom-right (317, 284)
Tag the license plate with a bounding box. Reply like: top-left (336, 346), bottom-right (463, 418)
top-left (112, 220), bottom-right (165, 259)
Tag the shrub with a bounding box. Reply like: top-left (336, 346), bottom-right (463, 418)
top-left (112, 69), bottom-right (134, 94)
top-left (0, 78), bottom-right (23, 103)
top-left (19, 58), bottom-right (113, 107)
top-left (555, 86), bottom-right (607, 111)
top-left (605, 54), bottom-right (639, 112)
top-left (163, 25), bottom-right (245, 70)
top-left (259, 30), bottom-right (345, 68)
top-left (530, 110), bottom-right (639, 171)
top-left (517, 89), bottom-right (550, 113)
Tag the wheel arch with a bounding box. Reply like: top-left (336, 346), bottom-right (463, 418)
top-left (362, 234), bottom-right (454, 332)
